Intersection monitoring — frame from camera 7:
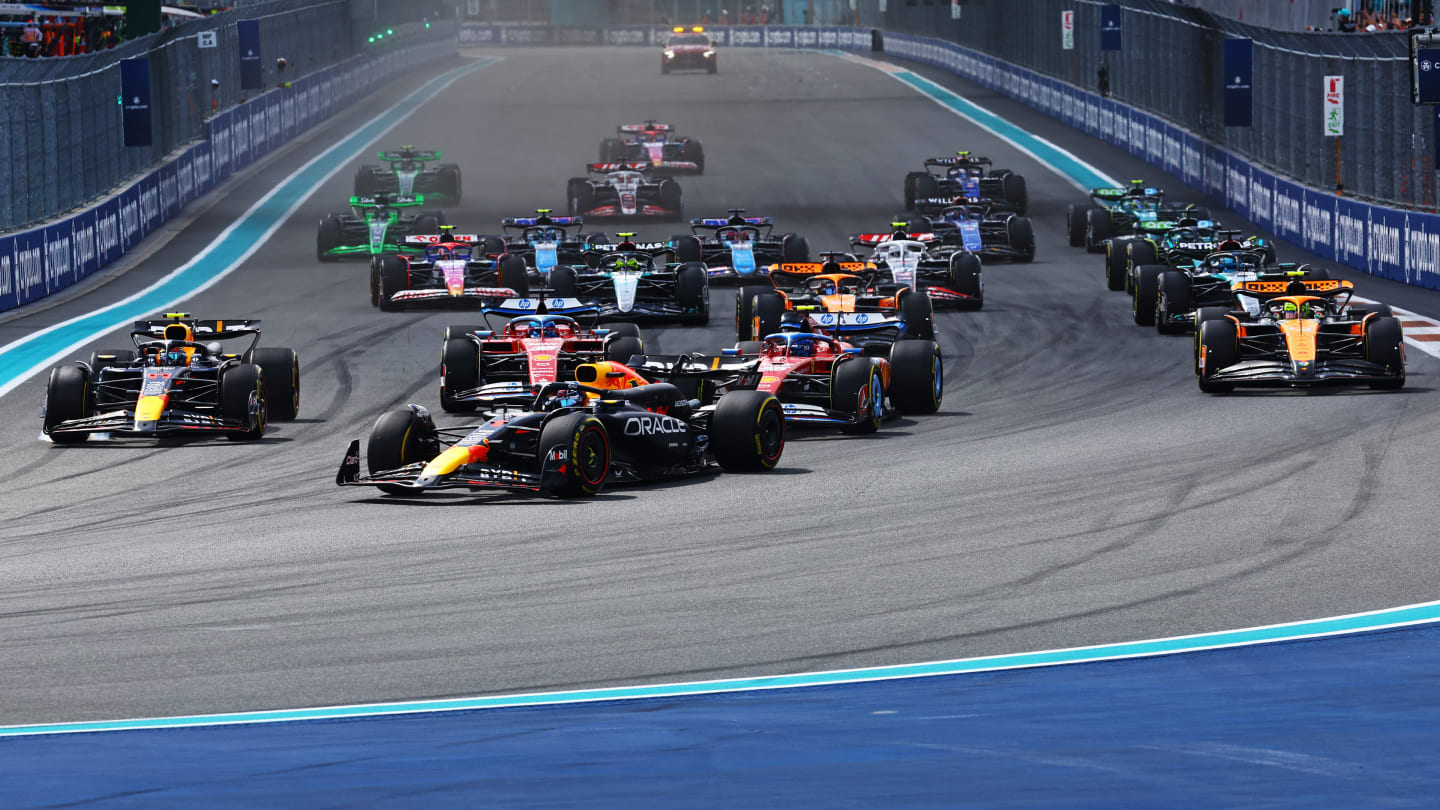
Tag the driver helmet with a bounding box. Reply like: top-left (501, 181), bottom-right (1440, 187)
top-left (1280, 301), bottom-right (1300, 320)
top-left (162, 343), bottom-right (190, 366)
top-left (614, 256), bottom-right (643, 272)
top-left (788, 336), bottom-right (815, 357)
top-left (542, 385), bottom-right (585, 411)
top-left (813, 279), bottom-right (837, 295)
top-left (542, 321), bottom-right (562, 338)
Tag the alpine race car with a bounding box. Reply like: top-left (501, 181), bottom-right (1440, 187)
top-left (336, 372), bottom-right (784, 498)
top-left (894, 204), bottom-right (1036, 264)
top-left (631, 330), bottom-right (944, 433)
top-left (42, 314), bottom-right (299, 443)
top-left (1068, 181), bottom-right (1211, 252)
top-left (599, 121), bottom-right (705, 174)
top-left (439, 306), bottom-right (646, 412)
top-left (670, 209), bottom-right (810, 282)
top-left (660, 27), bottom-right (717, 74)
top-left (1196, 277), bottom-right (1405, 392)
top-left (903, 152), bottom-right (1028, 214)
top-left (497, 209), bottom-right (608, 275)
top-left (849, 224), bottom-right (983, 308)
top-left (735, 258), bottom-right (936, 346)
top-left (370, 233), bottom-right (536, 311)
top-left (316, 194), bottom-right (444, 262)
top-left (567, 163), bottom-right (683, 221)
top-left (547, 235), bottom-right (710, 324)
top-left (353, 146), bottom-right (462, 203)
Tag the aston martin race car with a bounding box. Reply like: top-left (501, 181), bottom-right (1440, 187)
top-left (670, 209), bottom-right (809, 282)
top-left (439, 307), bottom-right (646, 411)
top-left (1196, 278), bottom-right (1405, 392)
top-left (316, 194), bottom-right (443, 262)
top-left (567, 163), bottom-right (683, 221)
top-left (849, 224), bottom-right (983, 308)
top-left (735, 258), bottom-right (936, 346)
top-left (631, 331), bottom-right (944, 433)
top-left (903, 152), bottom-right (1028, 214)
top-left (1139, 256), bottom-right (1323, 334)
top-left (336, 370), bottom-right (784, 497)
top-left (42, 314), bottom-right (299, 442)
top-left (599, 121), bottom-right (705, 174)
top-left (1067, 181), bottom-right (1211, 252)
top-left (1119, 227), bottom-right (1277, 296)
top-left (547, 235), bottom-right (709, 324)
top-left (353, 146), bottom-right (462, 203)
top-left (660, 27), bottom-right (717, 74)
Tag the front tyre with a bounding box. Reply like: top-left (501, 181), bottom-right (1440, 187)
top-left (220, 363), bottom-right (267, 441)
top-left (1365, 315), bottom-right (1406, 389)
top-left (539, 412), bottom-right (611, 497)
top-left (368, 407), bottom-right (439, 494)
top-left (44, 365), bottom-right (91, 443)
top-left (832, 358), bottom-right (886, 434)
top-left (710, 390), bottom-right (785, 471)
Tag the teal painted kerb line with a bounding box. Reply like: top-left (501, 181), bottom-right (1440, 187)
top-left (0, 57), bottom-right (497, 391)
top-left (5, 599), bottom-right (1440, 737)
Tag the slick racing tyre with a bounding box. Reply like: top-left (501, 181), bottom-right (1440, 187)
top-left (246, 347), bottom-right (300, 420)
top-left (441, 338), bottom-right (482, 412)
top-left (1193, 308), bottom-right (1231, 374)
top-left (1007, 216), bottom-right (1036, 263)
top-left (1002, 173), bottom-right (1028, 215)
top-left (1365, 315), bottom-right (1406, 389)
top-left (411, 213), bottom-right (442, 236)
top-left (1132, 266), bottom-right (1164, 326)
top-left (220, 362), bottom-right (267, 441)
top-left (1124, 240), bottom-right (1158, 294)
top-left (1085, 208), bottom-right (1113, 252)
top-left (316, 214), bottom-right (343, 262)
top-left (1103, 241), bottom-right (1128, 292)
top-left (539, 412), bottom-right (611, 497)
top-left (734, 340), bottom-right (765, 354)
top-left (710, 390), bottom-right (785, 471)
top-left (44, 365), bottom-right (91, 443)
top-left (567, 179), bottom-right (594, 218)
top-left (599, 137), bottom-right (627, 162)
top-left (1155, 271), bottom-right (1194, 335)
top-left (1197, 319), bottom-right (1238, 393)
top-left (897, 289), bottom-right (935, 339)
top-left (353, 166), bottom-right (376, 197)
top-left (1066, 203), bottom-right (1090, 247)
top-left (949, 251), bottom-right (983, 309)
top-left (606, 323), bottom-right (642, 339)
top-left (780, 234), bottom-right (810, 263)
top-left (376, 254), bottom-right (408, 312)
top-left (497, 254), bottom-right (531, 298)
top-left (889, 339), bottom-right (943, 414)
top-left (549, 266), bottom-right (578, 297)
top-left (670, 234), bottom-right (703, 264)
top-left (88, 349), bottom-right (135, 377)
top-left (369, 261), bottom-right (381, 307)
top-left (368, 407), bottom-right (440, 494)
top-left (676, 262), bottom-right (709, 324)
top-left (735, 285), bottom-right (770, 341)
top-left (438, 166), bottom-right (462, 203)
top-left (681, 138), bottom-right (705, 172)
top-left (833, 357), bottom-right (886, 434)
top-left (658, 180), bottom-right (684, 221)
top-left (605, 336), bottom-right (646, 364)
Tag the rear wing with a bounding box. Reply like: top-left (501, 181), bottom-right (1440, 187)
top-left (584, 241), bottom-right (671, 254)
top-left (1231, 278), bottom-right (1354, 299)
top-left (131, 317), bottom-right (261, 340)
top-left (618, 123), bottom-right (673, 134)
top-left (797, 310), bottom-right (905, 333)
top-left (502, 215), bottom-right (582, 227)
top-left (851, 232), bottom-right (939, 247)
top-left (769, 261), bottom-right (875, 275)
top-left (925, 155), bottom-right (992, 168)
top-left (1091, 185), bottom-right (1163, 202)
top-left (691, 216), bottom-right (773, 228)
top-left (377, 148), bottom-right (440, 162)
top-left (404, 234), bottom-right (480, 245)
top-left (588, 162), bottom-right (651, 173)
top-left (350, 194), bottom-right (423, 208)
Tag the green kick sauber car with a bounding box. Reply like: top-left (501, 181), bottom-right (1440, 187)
top-left (315, 194), bottom-right (446, 262)
top-left (353, 146), bottom-right (463, 204)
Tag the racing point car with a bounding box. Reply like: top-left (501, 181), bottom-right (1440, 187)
top-left (599, 121), bottom-right (705, 174)
top-left (353, 146), bottom-right (462, 203)
top-left (1067, 181), bottom-right (1211, 252)
top-left (336, 372), bottom-right (784, 498)
top-left (567, 163), bottom-right (683, 221)
top-left (735, 257), bottom-right (936, 346)
top-left (670, 209), bottom-right (810, 282)
top-left (660, 26), bottom-right (717, 74)
top-left (631, 330), bottom-right (944, 433)
top-left (1196, 278), bottom-right (1405, 392)
top-left (439, 305), bottom-right (646, 412)
top-left (850, 223), bottom-right (983, 308)
top-left (370, 233), bottom-right (534, 311)
top-left (317, 194), bottom-right (444, 262)
top-left (547, 234), bottom-right (709, 324)
top-left (43, 314), bottom-right (299, 443)
top-left (898, 204), bottom-right (1036, 264)
top-left (903, 152), bottom-right (1028, 214)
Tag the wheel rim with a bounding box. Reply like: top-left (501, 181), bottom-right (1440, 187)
top-left (932, 354), bottom-right (943, 404)
top-left (869, 372), bottom-right (883, 421)
top-left (758, 402), bottom-right (784, 463)
top-left (576, 426), bottom-right (609, 487)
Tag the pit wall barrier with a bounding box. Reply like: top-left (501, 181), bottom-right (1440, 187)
top-left (873, 31), bottom-right (1434, 292)
top-left (458, 24), bottom-right (873, 49)
top-left (0, 36), bottom-right (459, 314)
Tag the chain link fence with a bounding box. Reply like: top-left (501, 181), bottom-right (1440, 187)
top-left (862, 0), bottom-right (1430, 210)
top-left (0, 0), bottom-right (353, 233)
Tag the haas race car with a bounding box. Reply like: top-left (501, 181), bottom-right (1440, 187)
top-left (903, 152), bottom-right (1028, 214)
top-left (735, 257), bottom-right (936, 345)
top-left (671, 209), bottom-right (810, 282)
top-left (43, 314), bottom-right (299, 442)
top-left (599, 121), bottom-right (705, 174)
top-left (567, 163), bottom-right (683, 221)
top-left (352, 146), bottom-right (462, 203)
top-left (850, 223), bottom-right (984, 308)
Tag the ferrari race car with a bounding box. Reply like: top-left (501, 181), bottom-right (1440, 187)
top-left (632, 330), bottom-right (943, 433)
top-left (547, 235), bottom-right (710, 324)
top-left (336, 371), bottom-right (784, 497)
top-left (660, 27), bottom-right (717, 74)
top-left (370, 234), bottom-right (536, 311)
top-left (599, 121), bottom-right (705, 174)
top-left (42, 314), bottom-right (299, 442)
top-left (735, 258), bottom-right (936, 345)
top-left (316, 194), bottom-right (444, 262)
top-left (353, 146), bottom-right (462, 203)
top-left (903, 152), bottom-right (1028, 214)
top-left (849, 223), bottom-right (983, 308)
top-left (1196, 278), bottom-right (1405, 392)
top-left (1067, 181), bottom-right (1210, 252)
top-left (567, 163), bottom-right (683, 221)
top-left (439, 307), bottom-right (646, 412)
top-left (670, 209), bottom-right (810, 282)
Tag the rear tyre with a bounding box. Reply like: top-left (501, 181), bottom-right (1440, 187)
top-left (1124, 240), bottom-right (1158, 294)
top-left (1197, 319), bottom-right (1238, 393)
top-left (440, 338), bottom-right (481, 412)
top-left (1002, 173), bottom-right (1028, 215)
top-left (369, 261), bottom-right (381, 307)
top-left (889, 339), bottom-right (943, 414)
top-left (353, 167), bottom-right (375, 197)
top-left (220, 362), bottom-right (266, 441)
top-left (735, 340), bottom-right (765, 354)
top-left (832, 358), bottom-right (885, 434)
top-left (316, 215), bottom-right (343, 262)
top-left (1006, 216), bottom-right (1036, 262)
top-left (1085, 208), bottom-right (1113, 252)
top-left (606, 323), bottom-right (642, 339)
top-left (735, 285), bottom-right (770, 341)
top-left (1155, 271), bottom-right (1194, 335)
top-left (676, 262), bottom-right (708, 324)
top-left (1365, 315), bottom-right (1406, 389)
top-left (898, 289), bottom-right (935, 339)
top-left (1066, 203), bottom-right (1089, 247)
top-left (681, 138), bottom-right (705, 172)
top-left (599, 137), bottom-right (627, 162)
top-left (478, 235), bottom-right (506, 256)
top-left (411, 213), bottom-right (442, 236)
top-left (903, 171), bottom-right (928, 210)
top-left (750, 291), bottom-right (785, 341)
top-left (658, 180), bottom-right (684, 221)
top-left (710, 391), bottom-right (784, 471)
top-left (248, 347), bottom-right (299, 420)
top-left (605, 335), bottom-right (646, 364)
top-left (567, 179), bottom-right (593, 218)
top-left (368, 408), bottom-right (438, 494)
top-left (549, 265), bottom-right (578, 297)
top-left (948, 251), bottom-right (983, 309)
top-left (438, 167), bottom-right (462, 203)
top-left (671, 234), bottom-right (703, 264)
top-left (780, 234), bottom-right (810, 263)
top-left (539, 412), bottom-right (611, 497)
top-left (376, 254), bottom-right (408, 312)
top-left (44, 365), bottom-right (91, 443)
top-left (497, 254), bottom-right (531, 298)
top-left (1305, 267), bottom-right (1332, 281)
top-left (1132, 266), bottom-right (1164, 326)
top-left (87, 349), bottom-right (135, 377)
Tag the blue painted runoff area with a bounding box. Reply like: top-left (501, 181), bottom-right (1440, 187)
top-left (5, 624), bottom-right (1440, 808)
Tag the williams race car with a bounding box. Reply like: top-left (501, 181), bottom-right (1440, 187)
top-left (903, 152), bottom-right (1028, 214)
top-left (316, 194), bottom-right (444, 262)
top-left (599, 121), bottom-right (705, 174)
top-left (42, 314), bottom-right (299, 442)
top-left (670, 209), bottom-right (810, 282)
top-left (352, 146), bottom-right (462, 203)
top-left (567, 163), bottom-right (683, 221)
top-left (735, 258), bottom-right (936, 345)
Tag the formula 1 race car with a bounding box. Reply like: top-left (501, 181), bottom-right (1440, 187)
top-left (567, 163), bottom-right (683, 221)
top-left (42, 313), bottom-right (299, 442)
top-left (735, 258), bottom-right (935, 345)
top-left (660, 27), bottom-right (717, 74)
top-left (1067, 181), bottom-right (1210, 252)
top-left (894, 204), bottom-right (1036, 264)
top-left (1141, 256), bottom-right (1325, 334)
top-left (850, 224), bottom-right (983, 308)
top-left (336, 373), bottom-right (784, 497)
top-left (547, 235), bottom-right (710, 324)
top-left (1196, 278), bottom-right (1405, 392)
top-left (599, 121), bottom-right (705, 174)
top-left (497, 209), bottom-right (608, 275)
top-left (439, 307), bottom-right (646, 411)
top-left (352, 146), bottom-right (462, 203)
top-left (1119, 226), bottom-right (1277, 296)
top-left (632, 331), bottom-right (944, 433)
top-left (670, 209), bottom-right (810, 282)
top-left (316, 194), bottom-right (444, 262)
top-left (903, 152), bottom-right (1028, 214)
top-left (370, 234), bottom-right (536, 310)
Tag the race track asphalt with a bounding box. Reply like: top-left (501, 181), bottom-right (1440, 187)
top-left (2, 47), bottom-right (1438, 725)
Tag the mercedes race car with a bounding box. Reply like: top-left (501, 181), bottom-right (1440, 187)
top-left (42, 314), bottom-right (299, 442)
top-left (849, 224), bottom-right (983, 308)
top-left (317, 194), bottom-right (444, 262)
top-left (1119, 226), bottom-right (1277, 296)
top-left (1196, 278), bottom-right (1405, 392)
top-left (735, 258), bottom-right (936, 346)
top-left (353, 146), bottom-right (462, 203)
top-left (631, 331), bottom-right (943, 433)
top-left (546, 235), bottom-right (709, 324)
top-left (336, 370), bottom-right (784, 498)
top-left (670, 209), bottom-right (810, 282)
top-left (1068, 181), bottom-right (1210, 252)
top-left (439, 306), bottom-right (646, 412)
top-left (903, 152), bottom-right (1028, 214)
top-left (660, 27), bottom-right (717, 74)
top-left (1139, 255), bottom-right (1323, 334)
top-left (567, 163), bottom-right (683, 221)
top-left (599, 121), bottom-right (705, 174)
